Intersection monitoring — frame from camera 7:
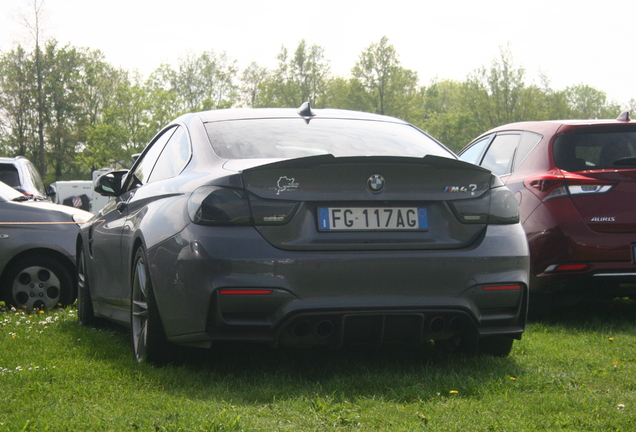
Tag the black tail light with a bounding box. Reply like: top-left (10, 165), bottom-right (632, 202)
top-left (449, 184), bottom-right (519, 225)
top-left (188, 186), bottom-right (298, 226)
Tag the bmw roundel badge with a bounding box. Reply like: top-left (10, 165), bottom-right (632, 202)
top-left (367, 174), bottom-right (385, 192)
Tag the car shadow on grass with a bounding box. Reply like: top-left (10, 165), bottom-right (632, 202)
top-left (169, 342), bottom-right (524, 404)
top-left (533, 297), bottom-right (636, 330)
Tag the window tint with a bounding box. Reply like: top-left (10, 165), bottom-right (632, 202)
top-left (553, 131), bottom-right (636, 171)
top-left (512, 132), bottom-right (542, 171)
top-left (24, 160), bottom-right (46, 196)
top-left (205, 118), bottom-right (454, 159)
top-left (149, 127), bottom-right (191, 183)
top-left (127, 127), bottom-right (177, 189)
top-left (459, 136), bottom-right (493, 164)
top-left (480, 134), bottom-right (521, 176)
top-left (0, 165), bottom-right (20, 188)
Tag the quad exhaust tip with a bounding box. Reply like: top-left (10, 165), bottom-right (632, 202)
top-left (292, 320), bottom-right (335, 338)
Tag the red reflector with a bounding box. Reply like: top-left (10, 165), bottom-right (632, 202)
top-left (219, 289), bottom-right (273, 295)
top-left (554, 264), bottom-right (589, 272)
top-left (482, 285), bottom-right (522, 291)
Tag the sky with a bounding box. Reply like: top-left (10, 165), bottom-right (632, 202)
top-left (1, 0), bottom-right (635, 108)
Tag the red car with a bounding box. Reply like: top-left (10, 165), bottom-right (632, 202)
top-left (459, 112), bottom-right (636, 316)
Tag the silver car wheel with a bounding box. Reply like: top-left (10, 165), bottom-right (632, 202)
top-left (131, 252), bottom-right (149, 363)
top-left (9, 257), bottom-right (70, 310)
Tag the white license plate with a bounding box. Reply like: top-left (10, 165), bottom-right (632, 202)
top-left (318, 207), bottom-right (428, 231)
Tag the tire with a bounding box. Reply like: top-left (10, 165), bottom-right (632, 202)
top-left (2, 254), bottom-right (73, 310)
top-left (130, 247), bottom-right (176, 365)
top-left (476, 335), bottom-right (514, 357)
top-left (77, 245), bottom-right (98, 326)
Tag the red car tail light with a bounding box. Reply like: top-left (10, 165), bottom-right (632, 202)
top-left (482, 284), bottom-right (522, 291)
top-left (219, 289), bottom-right (274, 295)
top-left (545, 264), bottom-right (590, 272)
top-left (524, 169), bottom-right (614, 201)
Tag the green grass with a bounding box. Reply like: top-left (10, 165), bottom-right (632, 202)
top-left (1, 300), bottom-right (636, 431)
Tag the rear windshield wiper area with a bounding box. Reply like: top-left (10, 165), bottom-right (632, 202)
top-left (612, 157), bottom-right (636, 167)
top-left (12, 195), bottom-right (33, 202)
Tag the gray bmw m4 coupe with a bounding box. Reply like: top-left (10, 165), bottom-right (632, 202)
top-left (77, 104), bottom-right (529, 363)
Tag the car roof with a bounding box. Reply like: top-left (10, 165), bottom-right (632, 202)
top-left (179, 107), bottom-right (410, 124)
top-left (487, 117), bottom-right (636, 134)
top-left (466, 115), bottom-right (636, 146)
top-left (0, 156), bottom-right (27, 164)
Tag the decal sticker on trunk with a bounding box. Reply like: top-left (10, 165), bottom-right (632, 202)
top-left (276, 176), bottom-right (299, 195)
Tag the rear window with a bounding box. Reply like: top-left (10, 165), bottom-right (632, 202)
top-left (204, 118), bottom-right (454, 159)
top-left (554, 131), bottom-right (636, 171)
top-left (0, 164), bottom-right (20, 188)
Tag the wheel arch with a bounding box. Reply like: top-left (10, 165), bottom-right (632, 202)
top-left (1, 248), bottom-right (76, 284)
top-left (130, 236), bottom-right (146, 279)
top-left (0, 248), bottom-right (77, 303)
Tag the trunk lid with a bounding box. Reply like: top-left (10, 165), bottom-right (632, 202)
top-left (568, 169), bottom-right (636, 233)
top-left (239, 155), bottom-right (494, 251)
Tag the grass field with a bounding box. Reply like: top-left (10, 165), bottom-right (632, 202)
top-left (1, 299), bottom-right (635, 431)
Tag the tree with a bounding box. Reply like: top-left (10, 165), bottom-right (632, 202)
top-left (323, 77), bottom-right (367, 111)
top-left (147, 51), bottom-right (239, 114)
top-left (0, 46), bottom-right (36, 158)
top-left (240, 62), bottom-right (270, 107)
top-left (417, 79), bottom-right (481, 152)
top-left (463, 45), bottom-right (529, 131)
top-left (260, 40), bottom-right (331, 107)
top-left (565, 84), bottom-right (621, 119)
top-left (350, 36), bottom-right (419, 121)
top-left (43, 42), bottom-right (85, 181)
top-left (77, 63), bottom-right (148, 175)
top-left (19, 0), bottom-right (48, 178)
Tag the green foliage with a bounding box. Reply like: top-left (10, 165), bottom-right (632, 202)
top-left (148, 51), bottom-right (238, 113)
top-left (0, 45), bottom-right (37, 159)
top-left (350, 36), bottom-right (420, 121)
top-left (239, 62), bottom-right (270, 107)
top-left (0, 37), bottom-right (628, 182)
top-left (258, 40), bottom-right (331, 108)
top-left (565, 84), bottom-right (622, 119)
top-left (416, 80), bottom-right (482, 152)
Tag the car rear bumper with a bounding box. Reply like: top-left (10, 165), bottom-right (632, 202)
top-left (525, 199), bottom-right (636, 293)
top-left (532, 264), bottom-right (636, 296)
top-left (148, 224), bottom-right (529, 348)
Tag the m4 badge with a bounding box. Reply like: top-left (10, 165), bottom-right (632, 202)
top-left (444, 184), bottom-right (478, 195)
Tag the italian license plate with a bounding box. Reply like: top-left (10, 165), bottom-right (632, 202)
top-left (318, 207), bottom-right (428, 231)
top-left (633, 245), bottom-right (636, 263)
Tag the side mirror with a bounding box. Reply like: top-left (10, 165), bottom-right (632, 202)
top-left (94, 170), bottom-right (129, 197)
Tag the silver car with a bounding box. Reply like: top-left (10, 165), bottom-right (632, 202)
top-left (77, 105), bottom-right (529, 364)
top-left (0, 156), bottom-right (49, 200)
top-left (0, 182), bottom-right (92, 309)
